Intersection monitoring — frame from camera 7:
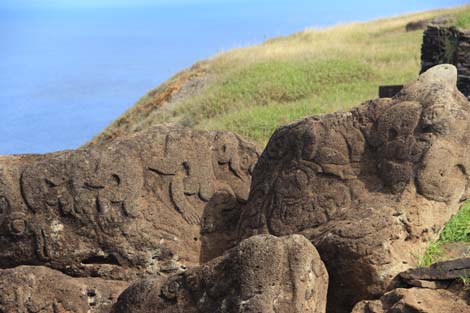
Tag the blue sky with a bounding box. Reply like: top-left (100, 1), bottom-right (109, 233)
top-left (1, 0), bottom-right (256, 9)
top-left (2, 0), bottom-right (469, 10)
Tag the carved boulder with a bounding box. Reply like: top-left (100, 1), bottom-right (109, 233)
top-left (238, 64), bottom-right (470, 312)
top-left (112, 234), bottom-right (329, 313)
top-left (0, 124), bottom-right (259, 280)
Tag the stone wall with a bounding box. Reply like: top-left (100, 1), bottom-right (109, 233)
top-left (421, 25), bottom-right (470, 97)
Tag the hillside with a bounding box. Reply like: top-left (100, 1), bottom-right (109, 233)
top-left (87, 6), bottom-right (470, 148)
top-left (84, 6), bottom-right (470, 270)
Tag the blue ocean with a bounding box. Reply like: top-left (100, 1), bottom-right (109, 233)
top-left (0, 0), bottom-right (466, 154)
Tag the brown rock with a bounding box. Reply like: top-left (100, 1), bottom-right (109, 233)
top-left (431, 15), bottom-right (456, 27)
top-left (405, 19), bottom-right (429, 32)
top-left (399, 257), bottom-right (470, 281)
top-left (0, 124), bottom-right (259, 280)
top-left (0, 265), bottom-right (128, 313)
top-left (112, 234), bottom-right (328, 313)
top-left (352, 288), bottom-right (470, 313)
top-left (440, 242), bottom-right (470, 261)
top-left (238, 64), bottom-right (470, 312)
top-left (355, 259), bottom-right (470, 312)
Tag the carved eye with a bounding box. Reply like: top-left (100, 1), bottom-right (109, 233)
top-left (216, 143), bottom-right (231, 163)
top-left (111, 174), bottom-right (121, 186)
top-left (388, 128), bottom-right (398, 140)
top-left (9, 217), bottom-right (27, 236)
top-left (240, 154), bottom-right (251, 170)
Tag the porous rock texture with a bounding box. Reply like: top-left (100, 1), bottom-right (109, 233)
top-left (352, 288), bottom-right (469, 313)
top-left (0, 124), bottom-right (259, 309)
top-left (0, 266), bottom-right (128, 313)
top-left (399, 257), bottom-right (470, 282)
top-left (353, 258), bottom-right (470, 313)
top-left (238, 64), bottom-right (470, 312)
top-left (112, 234), bottom-right (328, 313)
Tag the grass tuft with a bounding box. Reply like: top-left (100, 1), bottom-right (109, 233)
top-left (459, 276), bottom-right (470, 288)
top-left (419, 201), bottom-right (470, 267)
top-left (456, 9), bottom-right (470, 28)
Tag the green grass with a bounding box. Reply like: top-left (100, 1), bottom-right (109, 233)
top-left (419, 201), bottom-right (470, 267)
top-left (459, 276), bottom-right (470, 288)
top-left (456, 9), bottom-right (470, 28)
top-left (203, 80), bottom-right (376, 145)
top-left (172, 59), bottom-right (376, 139)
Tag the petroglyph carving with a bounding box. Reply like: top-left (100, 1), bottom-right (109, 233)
top-left (146, 130), bottom-right (216, 224)
top-left (146, 129), bottom-right (259, 225)
top-left (239, 65), bottom-right (470, 312)
top-left (0, 125), bottom-right (259, 281)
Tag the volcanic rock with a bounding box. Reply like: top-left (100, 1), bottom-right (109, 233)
top-left (353, 258), bottom-right (470, 313)
top-left (399, 257), bottom-right (470, 282)
top-left (238, 64), bottom-right (470, 312)
top-left (0, 265), bottom-right (128, 313)
top-left (0, 124), bottom-right (259, 281)
top-left (112, 234), bottom-right (328, 313)
top-left (352, 287), bottom-right (469, 313)
top-left (406, 19), bottom-right (429, 32)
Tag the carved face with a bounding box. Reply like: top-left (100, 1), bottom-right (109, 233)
top-left (371, 97), bottom-right (470, 201)
top-left (212, 132), bottom-right (259, 200)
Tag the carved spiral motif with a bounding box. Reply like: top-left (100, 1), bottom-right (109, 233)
top-left (161, 275), bottom-right (182, 300)
top-left (8, 212), bottom-right (28, 236)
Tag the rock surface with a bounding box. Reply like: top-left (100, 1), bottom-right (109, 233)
top-left (353, 258), bottom-right (470, 313)
top-left (0, 266), bottom-right (128, 313)
top-left (238, 64), bottom-right (470, 312)
top-left (399, 257), bottom-right (470, 281)
top-left (421, 25), bottom-right (470, 98)
top-left (112, 234), bottom-right (328, 313)
top-left (352, 287), bottom-right (469, 313)
top-left (0, 124), bottom-right (259, 281)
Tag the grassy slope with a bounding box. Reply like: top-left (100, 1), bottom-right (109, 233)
top-left (89, 6), bottom-right (469, 148)
top-left (89, 7), bottom-right (470, 265)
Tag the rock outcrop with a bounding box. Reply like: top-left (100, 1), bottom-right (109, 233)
top-left (421, 25), bottom-right (470, 97)
top-left (3, 62), bottom-right (469, 312)
top-left (238, 64), bottom-right (470, 312)
top-left (112, 234), bottom-right (328, 313)
top-left (0, 125), bottom-right (259, 308)
top-left (0, 266), bottom-right (128, 313)
top-left (399, 257), bottom-right (470, 282)
top-left (353, 258), bottom-right (470, 313)
top-left (352, 288), bottom-right (469, 313)
top-left (405, 15), bottom-right (455, 32)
